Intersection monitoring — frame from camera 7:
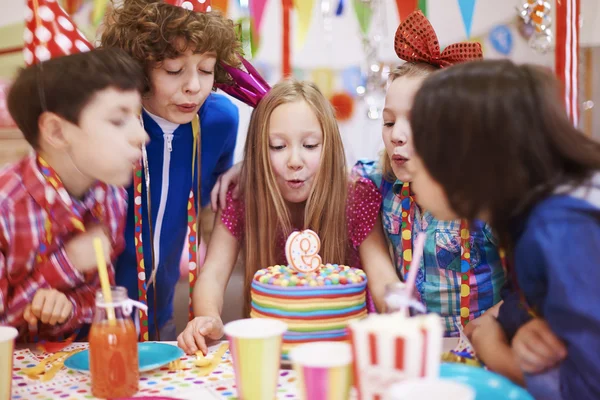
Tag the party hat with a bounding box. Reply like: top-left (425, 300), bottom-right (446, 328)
top-left (163, 0), bottom-right (212, 12)
top-left (24, 0), bottom-right (93, 66)
top-left (215, 57), bottom-right (271, 108)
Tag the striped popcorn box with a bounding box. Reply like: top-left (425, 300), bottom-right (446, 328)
top-left (348, 313), bottom-right (443, 400)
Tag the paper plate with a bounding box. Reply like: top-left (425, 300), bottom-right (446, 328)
top-left (64, 342), bottom-right (184, 373)
top-left (440, 363), bottom-right (534, 400)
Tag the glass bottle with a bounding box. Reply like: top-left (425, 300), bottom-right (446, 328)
top-left (89, 286), bottom-right (139, 398)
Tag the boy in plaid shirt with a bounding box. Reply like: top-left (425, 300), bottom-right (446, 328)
top-left (0, 48), bottom-right (148, 341)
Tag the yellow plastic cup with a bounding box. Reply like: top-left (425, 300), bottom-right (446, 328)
top-left (224, 318), bottom-right (287, 400)
top-left (0, 327), bottom-right (18, 400)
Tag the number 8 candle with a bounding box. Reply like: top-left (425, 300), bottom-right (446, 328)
top-left (285, 229), bottom-right (322, 273)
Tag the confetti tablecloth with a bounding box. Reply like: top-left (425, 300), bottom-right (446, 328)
top-left (11, 342), bottom-right (301, 400)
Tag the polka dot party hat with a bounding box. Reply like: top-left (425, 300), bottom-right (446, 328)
top-left (23, 0), bottom-right (93, 67)
top-left (163, 0), bottom-right (212, 12)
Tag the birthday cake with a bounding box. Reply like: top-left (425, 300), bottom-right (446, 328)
top-left (250, 264), bottom-right (368, 359)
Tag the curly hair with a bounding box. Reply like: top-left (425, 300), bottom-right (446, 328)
top-left (100, 0), bottom-right (241, 91)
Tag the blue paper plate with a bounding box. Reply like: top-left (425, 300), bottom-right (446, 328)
top-left (64, 342), bottom-right (185, 373)
top-left (440, 363), bottom-right (534, 400)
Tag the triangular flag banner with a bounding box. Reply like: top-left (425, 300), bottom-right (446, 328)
top-left (418, 0), bottom-right (427, 17)
top-left (249, 0), bottom-right (268, 39)
top-left (396, 0), bottom-right (418, 21)
top-left (335, 0), bottom-right (344, 16)
top-left (294, 0), bottom-right (314, 50)
top-left (457, 0), bottom-right (476, 38)
top-left (212, 0), bottom-right (229, 14)
top-left (92, 0), bottom-right (108, 25)
top-left (61, 0), bottom-right (82, 15)
top-left (24, 0), bottom-right (93, 66)
top-left (353, 0), bottom-right (372, 36)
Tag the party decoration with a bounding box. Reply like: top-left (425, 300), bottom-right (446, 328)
top-left (341, 65), bottom-right (366, 97)
top-left (215, 56), bottom-right (271, 108)
top-left (236, 16), bottom-right (257, 58)
top-left (294, 0), bottom-right (315, 50)
top-left (395, 0), bottom-right (418, 22)
top-left (418, 0), bottom-right (427, 16)
top-left (336, 0), bottom-right (344, 15)
top-left (92, 0), bottom-right (108, 25)
top-left (353, 0), bottom-right (373, 36)
top-left (24, 0), bottom-right (93, 66)
top-left (282, 0), bottom-right (293, 76)
top-left (61, 0), bottom-right (82, 15)
top-left (249, 0), bottom-right (268, 39)
top-left (555, 0), bottom-right (580, 125)
top-left (211, 0), bottom-right (229, 14)
top-left (164, 0), bottom-right (212, 12)
top-left (394, 11), bottom-right (483, 69)
top-left (285, 229), bottom-right (322, 273)
top-left (311, 68), bottom-right (335, 98)
top-left (0, 79), bottom-right (16, 128)
top-left (488, 25), bottom-right (513, 55)
top-left (516, 0), bottom-right (553, 53)
top-left (330, 92), bottom-right (355, 122)
top-left (457, 0), bottom-right (477, 38)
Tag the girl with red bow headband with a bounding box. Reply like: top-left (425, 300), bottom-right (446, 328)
top-left (352, 10), bottom-right (505, 338)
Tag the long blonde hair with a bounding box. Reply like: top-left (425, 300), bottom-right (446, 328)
top-left (241, 80), bottom-right (348, 313)
top-left (380, 62), bottom-right (437, 182)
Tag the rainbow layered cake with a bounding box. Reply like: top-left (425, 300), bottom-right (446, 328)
top-left (250, 263), bottom-right (368, 359)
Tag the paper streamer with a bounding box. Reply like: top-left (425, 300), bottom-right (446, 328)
top-left (282, 0), bottom-right (293, 77)
top-left (249, 0), bottom-right (268, 39)
top-left (212, 0), bottom-right (229, 14)
top-left (418, 0), bottom-right (427, 16)
top-left (555, 0), bottom-right (581, 126)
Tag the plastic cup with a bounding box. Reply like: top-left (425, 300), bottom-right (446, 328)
top-left (386, 378), bottom-right (475, 400)
top-left (0, 327), bottom-right (18, 400)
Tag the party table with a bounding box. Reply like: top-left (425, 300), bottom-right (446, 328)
top-left (10, 339), bottom-right (458, 400)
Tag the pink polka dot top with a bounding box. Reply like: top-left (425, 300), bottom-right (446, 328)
top-left (221, 176), bottom-right (382, 268)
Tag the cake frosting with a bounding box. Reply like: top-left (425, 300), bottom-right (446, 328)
top-left (250, 263), bottom-right (368, 359)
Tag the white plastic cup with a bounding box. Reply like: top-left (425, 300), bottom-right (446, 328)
top-left (386, 378), bottom-right (475, 400)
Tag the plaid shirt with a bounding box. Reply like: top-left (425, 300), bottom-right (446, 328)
top-left (0, 153), bottom-right (126, 341)
top-left (352, 160), bottom-right (505, 336)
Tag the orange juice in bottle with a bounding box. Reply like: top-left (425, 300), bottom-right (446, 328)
top-left (89, 286), bottom-right (140, 398)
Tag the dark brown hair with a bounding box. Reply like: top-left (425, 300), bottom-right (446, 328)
top-left (7, 47), bottom-right (144, 148)
top-left (411, 59), bottom-right (600, 244)
top-left (100, 0), bottom-right (241, 91)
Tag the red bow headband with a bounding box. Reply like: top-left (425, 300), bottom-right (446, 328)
top-left (394, 10), bottom-right (483, 68)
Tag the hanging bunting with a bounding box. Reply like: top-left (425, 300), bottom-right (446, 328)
top-left (282, 0), bottom-right (293, 77)
top-left (61, 0), bottom-right (82, 15)
top-left (92, 0), bottom-right (108, 26)
top-left (555, 0), bottom-right (580, 125)
top-left (212, 0), bottom-right (229, 14)
top-left (311, 68), bottom-right (334, 97)
top-left (294, 0), bottom-right (315, 50)
top-left (335, 0), bottom-right (344, 15)
top-left (488, 25), bottom-right (513, 55)
top-left (418, 0), bottom-right (427, 16)
top-left (457, 0), bottom-right (476, 38)
top-left (249, 0), bottom-right (268, 40)
top-left (396, 0), bottom-right (418, 22)
top-left (353, 0), bottom-right (373, 36)
top-left (236, 16), bottom-right (257, 58)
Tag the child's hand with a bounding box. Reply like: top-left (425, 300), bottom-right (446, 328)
top-left (210, 162), bottom-right (242, 212)
top-left (23, 289), bottom-right (73, 326)
top-left (177, 316), bottom-right (224, 355)
top-left (64, 223), bottom-right (111, 273)
top-left (513, 318), bottom-right (567, 374)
